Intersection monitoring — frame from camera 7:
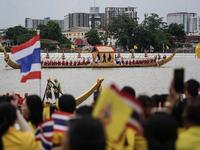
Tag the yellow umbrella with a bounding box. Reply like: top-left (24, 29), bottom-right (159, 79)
top-left (195, 42), bottom-right (200, 59)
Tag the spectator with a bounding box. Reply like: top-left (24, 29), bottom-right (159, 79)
top-left (176, 97), bottom-right (200, 150)
top-left (76, 105), bottom-right (93, 115)
top-left (21, 95), bottom-right (43, 133)
top-left (59, 94), bottom-right (75, 113)
top-left (121, 86), bottom-right (136, 98)
top-left (145, 112), bottom-right (177, 150)
top-left (0, 102), bottom-right (40, 150)
top-left (61, 116), bottom-right (106, 150)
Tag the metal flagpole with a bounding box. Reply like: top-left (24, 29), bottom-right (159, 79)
top-left (37, 30), bottom-right (41, 98)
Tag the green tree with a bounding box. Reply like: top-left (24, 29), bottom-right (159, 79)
top-left (85, 29), bottom-right (102, 45)
top-left (41, 40), bottom-right (56, 50)
top-left (137, 13), bottom-right (176, 51)
top-left (109, 14), bottom-right (138, 50)
top-left (37, 21), bottom-right (71, 45)
top-left (167, 23), bottom-right (186, 43)
top-left (96, 20), bottom-right (111, 45)
top-left (4, 26), bottom-right (36, 45)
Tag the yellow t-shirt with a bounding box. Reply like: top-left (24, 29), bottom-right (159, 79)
top-left (176, 126), bottom-right (200, 150)
top-left (2, 126), bottom-right (40, 150)
top-left (52, 131), bottom-right (65, 146)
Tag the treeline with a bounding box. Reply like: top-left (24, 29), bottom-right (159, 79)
top-left (85, 13), bottom-right (186, 52)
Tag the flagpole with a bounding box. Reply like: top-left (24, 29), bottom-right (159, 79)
top-left (37, 30), bottom-right (41, 99)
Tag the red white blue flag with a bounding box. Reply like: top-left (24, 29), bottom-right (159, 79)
top-left (35, 118), bottom-right (54, 150)
top-left (11, 35), bottom-right (41, 82)
top-left (183, 45), bottom-right (188, 50)
top-left (150, 45), bottom-right (154, 50)
top-left (51, 110), bottom-right (75, 133)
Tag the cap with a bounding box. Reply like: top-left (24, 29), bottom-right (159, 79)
top-left (54, 78), bottom-right (57, 81)
top-left (6, 93), bottom-right (9, 96)
top-left (25, 93), bottom-right (28, 96)
top-left (47, 77), bottom-right (50, 81)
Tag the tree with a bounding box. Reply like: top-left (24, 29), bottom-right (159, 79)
top-left (85, 29), bottom-right (102, 45)
top-left (167, 23), bottom-right (186, 43)
top-left (37, 21), bottom-right (71, 45)
top-left (4, 26), bottom-right (36, 45)
top-left (96, 20), bottom-right (111, 45)
top-left (137, 13), bottom-right (176, 51)
top-left (109, 14), bottom-right (138, 50)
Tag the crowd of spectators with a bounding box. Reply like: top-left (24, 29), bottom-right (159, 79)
top-left (0, 77), bottom-right (200, 150)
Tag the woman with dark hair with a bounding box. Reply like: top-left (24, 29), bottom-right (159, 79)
top-left (0, 102), bottom-right (40, 150)
top-left (21, 95), bottom-right (43, 133)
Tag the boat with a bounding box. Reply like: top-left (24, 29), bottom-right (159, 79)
top-left (0, 45), bottom-right (179, 69)
top-left (43, 76), bottom-right (104, 106)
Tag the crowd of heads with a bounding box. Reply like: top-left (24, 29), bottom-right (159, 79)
top-left (0, 77), bottom-right (200, 150)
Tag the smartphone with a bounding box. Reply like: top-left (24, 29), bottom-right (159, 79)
top-left (174, 68), bottom-right (184, 92)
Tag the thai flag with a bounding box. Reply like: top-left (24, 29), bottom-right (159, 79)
top-left (110, 84), bottom-right (144, 134)
top-left (51, 110), bottom-right (75, 133)
top-left (35, 118), bottom-right (54, 150)
top-left (11, 35), bottom-right (41, 82)
top-left (150, 45), bottom-right (154, 50)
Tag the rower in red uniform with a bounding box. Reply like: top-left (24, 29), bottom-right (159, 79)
top-left (62, 60), bottom-right (65, 65)
top-left (58, 60), bottom-right (61, 65)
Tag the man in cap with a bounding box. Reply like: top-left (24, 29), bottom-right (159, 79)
top-left (53, 78), bottom-right (62, 104)
top-left (46, 77), bottom-right (53, 104)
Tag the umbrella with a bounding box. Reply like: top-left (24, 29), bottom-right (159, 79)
top-left (195, 42), bottom-right (200, 59)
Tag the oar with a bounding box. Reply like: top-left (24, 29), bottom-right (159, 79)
top-left (50, 81), bottom-right (64, 95)
top-left (42, 83), bottom-right (48, 103)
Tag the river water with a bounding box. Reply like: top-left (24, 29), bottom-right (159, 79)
top-left (0, 52), bottom-right (199, 106)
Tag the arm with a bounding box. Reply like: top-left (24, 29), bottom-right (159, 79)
top-left (11, 95), bottom-right (34, 135)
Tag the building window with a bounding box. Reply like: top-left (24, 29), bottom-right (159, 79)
top-left (74, 33), bottom-right (76, 36)
top-left (82, 33), bottom-right (84, 36)
top-left (78, 33), bottom-right (80, 36)
top-left (69, 38), bottom-right (71, 40)
top-left (69, 33), bottom-right (71, 36)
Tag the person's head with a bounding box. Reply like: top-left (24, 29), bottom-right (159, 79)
top-left (76, 106), bottom-right (93, 116)
top-left (21, 95), bottom-right (43, 127)
top-left (54, 78), bottom-right (58, 82)
top-left (137, 95), bottom-right (156, 126)
top-left (145, 113), bottom-right (177, 150)
top-left (59, 95), bottom-right (75, 113)
top-left (121, 86), bottom-right (136, 98)
top-left (184, 79), bottom-right (200, 98)
top-left (62, 116), bottom-right (106, 150)
top-left (0, 103), bottom-right (17, 150)
top-left (183, 97), bottom-right (200, 128)
top-left (47, 77), bottom-right (50, 82)
top-left (25, 93), bottom-right (28, 97)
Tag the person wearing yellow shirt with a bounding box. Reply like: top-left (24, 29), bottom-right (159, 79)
top-left (176, 98), bottom-right (200, 150)
top-left (0, 100), bottom-right (40, 150)
top-left (21, 95), bottom-right (43, 133)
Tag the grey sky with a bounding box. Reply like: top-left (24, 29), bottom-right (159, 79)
top-left (1, 0), bottom-right (200, 28)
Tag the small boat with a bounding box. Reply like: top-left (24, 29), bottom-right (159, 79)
top-left (0, 45), bottom-right (179, 69)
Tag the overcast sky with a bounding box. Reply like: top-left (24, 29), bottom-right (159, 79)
top-left (1, 0), bottom-right (200, 29)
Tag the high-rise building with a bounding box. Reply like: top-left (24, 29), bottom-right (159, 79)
top-left (68, 13), bottom-right (89, 28)
top-left (25, 17), bottom-right (64, 30)
top-left (105, 7), bottom-right (137, 24)
top-left (167, 12), bottom-right (197, 33)
top-left (89, 7), bottom-right (105, 28)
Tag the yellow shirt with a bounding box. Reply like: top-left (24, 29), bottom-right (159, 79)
top-left (176, 126), bottom-right (200, 150)
top-left (2, 126), bottom-right (40, 150)
top-left (106, 127), bottom-right (148, 150)
top-left (52, 132), bottom-right (65, 145)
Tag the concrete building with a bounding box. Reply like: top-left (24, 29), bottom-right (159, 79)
top-left (89, 7), bottom-right (105, 28)
top-left (68, 13), bottom-right (89, 28)
top-left (105, 7), bottom-right (137, 24)
top-left (65, 27), bottom-right (91, 42)
top-left (25, 17), bottom-right (64, 30)
top-left (167, 12), bottom-right (197, 33)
